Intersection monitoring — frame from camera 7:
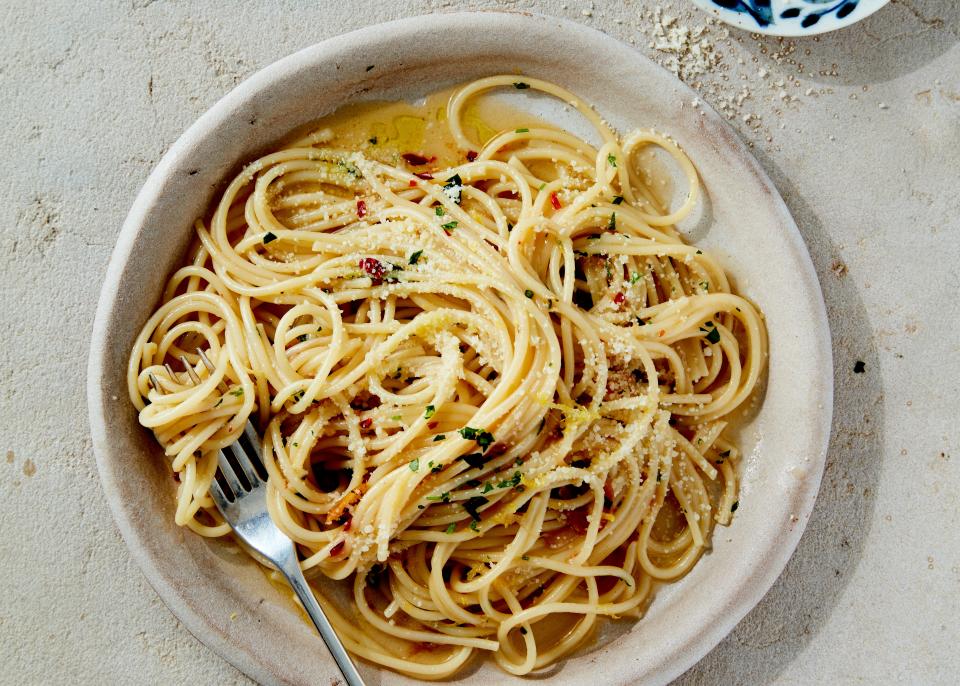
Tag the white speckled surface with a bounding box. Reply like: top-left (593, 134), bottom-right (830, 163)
top-left (2, 1), bottom-right (957, 684)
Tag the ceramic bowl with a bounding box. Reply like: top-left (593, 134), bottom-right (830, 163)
top-left (87, 11), bottom-right (833, 686)
top-left (689, 0), bottom-right (890, 36)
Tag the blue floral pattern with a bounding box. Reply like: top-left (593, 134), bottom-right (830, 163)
top-left (697, 0), bottom-right (887, 34)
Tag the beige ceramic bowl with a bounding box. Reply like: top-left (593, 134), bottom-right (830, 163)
top-left (88, 11), bottom-right (832, 686)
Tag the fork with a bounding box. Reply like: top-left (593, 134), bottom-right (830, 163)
top-left (151, 351), bottom-right (365, 686)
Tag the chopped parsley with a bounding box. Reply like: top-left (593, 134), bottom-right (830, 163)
top-left (297, 334), bottom-right (308, 343)
top-left (513, 82), bottom-right (530, 89)
top-left (515, 127), bottom-right (529, 133)
top-left (433, 434), bottom-right (446, 441)
top-left (608, 212), bottom-right (617, 231)
top-left (426, 492), bottom-right (451, 503)
top-left (521, 555), bottom-right (530, 561)
top-left (497, 471), bottom-right (522, 489)
top-left (482, 482), bottom-right (494, 494)
top-left (409, 458), bottom-right (419, 472)
top-left (607, 154), bottom-right (617, 168)
top-left (470, 520), bottom-right (480, 532)
top-left (462, 496), bottom-right (488, 521)
top-left (430, 461), bottom-right (443, 473)
top-left (630, 271), bottom-right (641, 284)
top-left (368, 136), bottom-right (378, 145)
top-left (705, 325), bottom-right (721, 344)
top-left (459, 427), bottom-right (495, 450)
top-left (656, 469), bottom-right (662, 482)
top-left (408, 249), bottom-right (423, 265)
top-left (442, 174), bottom-right (463, 204)
top-left (612, 195), bottom-right (624, 205)
top-left (460, 452), bottom-right (486, 469)
top-left (441, 221), bottom-right (458, 230)
top-left (424, 405), bottom-right (436, 419)
top-left (524, 289), bottom-right (534, 298)
top-left (435, 206), bottom-right (445, 216)
top-left (391, 414), bottom-right (402, 421)
top-left (731, 501), bottom-right (739, 512)
top-left (263, 231), bottom-right (277, 244)
top-left (229, 388), bottom-right (244, 397)
top-left (700, 281), bottom-right (710, 292)
top-left (445, 523), bottom-right (456, 534)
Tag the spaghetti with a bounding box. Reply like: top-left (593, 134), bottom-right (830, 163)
top-left (128, 75), bottom-right (767, 678)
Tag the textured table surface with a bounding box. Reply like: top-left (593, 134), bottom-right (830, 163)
top-left (2, 1), bottom-right (957, 684)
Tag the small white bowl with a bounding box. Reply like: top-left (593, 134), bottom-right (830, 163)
top-left (88, 11), bottom-right (832, 686)
top-left (689, 0), bottom-right (890, 36)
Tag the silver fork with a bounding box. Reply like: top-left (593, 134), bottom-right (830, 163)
top-left (152, 351), bottom-right (365, 686)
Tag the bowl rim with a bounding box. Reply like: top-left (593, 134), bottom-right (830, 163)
top-left (687, 0), bottom-right (891, 37)
top-left (87, 10), bottom-right (833, 685)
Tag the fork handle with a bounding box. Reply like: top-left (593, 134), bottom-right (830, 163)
top-left (278, 558), bottom-right (366, 686)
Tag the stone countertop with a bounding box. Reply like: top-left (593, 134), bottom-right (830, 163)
top-left (1, 1), bottom-right (956, 684)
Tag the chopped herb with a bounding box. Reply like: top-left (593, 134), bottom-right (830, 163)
top-left (462, 496), bottom-right (488, 521)
top-left (460, 453), bottom-right (485, 469)
top-left (368, 136), bottom-right (378, 145)
top-left (291, 391), bottom-right (304, 402)
top-left (538, 183), bottom-right (546, 191)
top-left (608, 212), bottom-right (617, 231)
top-left (466, 479), bottom-right (482, 487)
top-left (214, 398), bottom-right (223, 408)
top-left (521, 555), bottom-right (530, 561)
top-left (587, 233), bottom-right (601, 240)
top-left (520, 627), bottom-right (528, 635)
top-left (482, 482), bottom-right (494, 494)
top-left (229, 388), bottom-right (244, 397)
top-left (408, 249), bottom-right (423, 265)
top-left (426, 492), bottom-right (451, 503)
top-left (524, 289), bottom-right (534, 298)
top-left (433, 434), bottom-right (446, 441)
top-left (513, 82), bottom-right (530, 89)
top-left (630, 271), bottom-right (641, 284)
top-left (470, 520), bottom-right (480, 531)
top-left (705, 326), bottom-right (721, 344)
top-left (442, 174), bottom-right (463, 204)
top-left (297, 334), bottom-right (308, 343)
top-left (696, 249), bottom-right (702, 254)
top-left (656, 470), bottom-right (662, 482)
top-left (441, 221), bottom-right (458, 230)
top-left (445, 523), bottom-right (456, 534)
top-left (365, 65), bottom-right (375, 72)
top-left (700, 281), bottom-right (710, 291)
top-left (497, 471), bottom-right (522, 489)
top-left (515, 457), bottom-right (523, 466)
top-left (391, 414), bottom-right (402, 421)
top-left (425, 405), bottom-right (436, 419)
top-left (417, 504), bottom-right (425, 509)
top-left (431, 462), bottom-right (443, 473)
top-left (515, 128), bottom-right (529, 133)
top-left (612, 195), bottom-right (624, 205)
top-left (607, 154), bottom-right (617, 168)
top-left (435, 206), bottom-right (445, 216)
top-left (409, 458), bottom-right (419, 472)
top-left (459, 427), bottom-right (495, 450)
top-left (263, 231), bottom-right (278, 244)
top-left (731, 501), bottom-right (739, 512)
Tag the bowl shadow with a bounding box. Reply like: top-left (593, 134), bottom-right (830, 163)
top-left (737, 0), bottom-right (958, 86)
top-left (673, 157), bottom-right (885, 684)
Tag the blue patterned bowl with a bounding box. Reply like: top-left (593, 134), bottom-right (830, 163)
top-left (689, 0), bottom-right (890, 36)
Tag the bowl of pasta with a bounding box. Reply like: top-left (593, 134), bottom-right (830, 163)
top-left (88, 11), bottom-right (832, 686)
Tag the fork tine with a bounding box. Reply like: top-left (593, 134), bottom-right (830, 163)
top-left (164, 363), bottom-right (180, 384)
top-left (148, 372), bottom-right (161, 392)
top-left (208, 476), bottom-right (234, 512)
top-left (225, 441), bottom-right (261, 488)
top-left (197, 348), bottom-right (230, 393)
top-left (217, 450), bottom-right (246, 496)
top-left (180, 355), bottom-right (202, 385)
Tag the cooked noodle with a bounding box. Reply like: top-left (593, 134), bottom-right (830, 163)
top-left (128, 75), bottom-right (767, 678)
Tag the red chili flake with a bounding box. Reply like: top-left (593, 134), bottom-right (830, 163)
top-left (356, 199), bottom-right (367, 218)
top-left (427, 421), bottom-right (438, 429)
top-left (658, 329), bottom-right (665, 338)
top-left (497, 190), bottom-right (519, 200)
top-left (485, 443), bottom-right (508, 458)
top-left (172, 471), bottom-right (180, 482)
top-left (359, 257), bottom-right (387, 285)
top-left (402, 152), bottom-right (430, 166)
top-left (466, 150), bottom-right (478, 161)
top-left (550, 192), bottom-right (562, 210)
top-left (623, 264), bottom-right (630, 281)
top-left (342, 518), bottom-right (352, 532)
top-left (613, 292), bottom-right (626, 305)
top-left (409, 180), bottom-right (417, 187)
top-left (565, 507), bottom-right (590, 535)
top-left (360, 417), bottom-right (373, 430)
top-left (330, 540), bottom-right (345, 556)
top-left (414, 172), bottom-right (434, 180)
